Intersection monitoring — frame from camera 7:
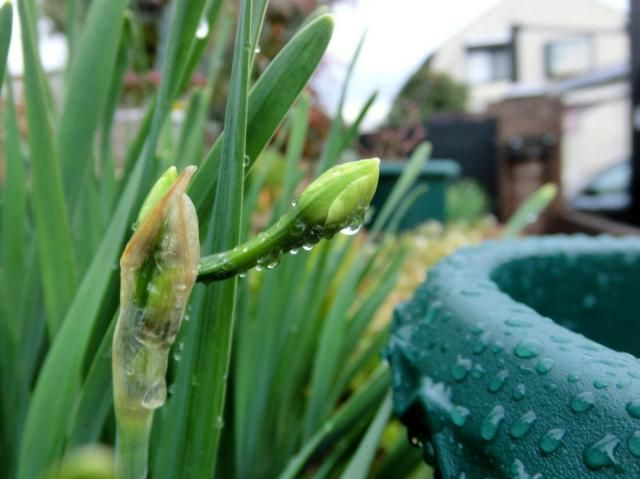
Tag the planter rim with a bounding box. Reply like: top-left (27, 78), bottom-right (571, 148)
top-left (387, 235), bottom-right (640, 478)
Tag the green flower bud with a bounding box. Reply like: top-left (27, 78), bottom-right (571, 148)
top-left (297, 157), bottom-right (379, 229)
top-left (198, 158), bottom-right (380, 282)
top-left (112, 166), bottom-right (199, 478)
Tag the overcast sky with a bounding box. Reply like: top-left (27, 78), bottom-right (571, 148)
top-left (314, 0), bottom-right (629, 129)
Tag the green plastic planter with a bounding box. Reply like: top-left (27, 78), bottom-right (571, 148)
top-left (370, 159), bottom-right (460, 230)
top-left (386, 236), bottom-right (640, 478)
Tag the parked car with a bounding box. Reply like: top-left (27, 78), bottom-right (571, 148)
top-left (570, 161), bottom-right (631, 214)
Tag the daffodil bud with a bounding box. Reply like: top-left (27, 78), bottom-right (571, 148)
top-left (296, 157), bottom-right (379, 231)
top-left (112, 166), bottom-right (199, 476)
top-left (198, 158), bottom-right (380, 282)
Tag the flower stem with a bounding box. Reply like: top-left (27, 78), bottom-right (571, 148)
top-left (115, 413), bottom-right (152, 479)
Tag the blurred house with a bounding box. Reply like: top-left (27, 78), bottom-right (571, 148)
top-left (429, 0), bottom-right (629, 199)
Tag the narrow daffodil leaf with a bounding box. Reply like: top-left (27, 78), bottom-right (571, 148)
top-left (503, 183), bottom-right (557, 238)
top-left (197, 158), bottom-right (379, 282)
top-left (0, 0), bottom-right (12, 88)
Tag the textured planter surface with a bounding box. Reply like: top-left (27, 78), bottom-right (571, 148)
top-left (386, 235), bottom-right (640, 478)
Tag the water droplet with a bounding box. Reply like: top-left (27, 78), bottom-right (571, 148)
top-left (628, 431), bottom-right (640, 457)
top-left (571, 391), bottom-right (595, 413)
top-left (141, 380), bottom-right (167, 410)
top-left (582, 293), bottom-right (597, 309)
top-left (471, 364), bottom-right (485, 379)
top-left (514, 339), bottom-right (542, 359)
top-left (626, 399), bottom-right (640, 418)
top-left (289, 248), bottom-right (299, 255)
top-left (536, 358), bottom-right (554, 375)
top-left (584, 433), bottom-right (620, 470)
top-left (125, 366), bottom-right (135, 376)
top-left (568, 373), bottom-right (580, 383)
top-left (340, 223), bottom-right (362, 236)
top-left (510, 410), bottom-right (537, 439)
top-left (593, 379), bottom-right (609, 389)
top-left (239, 271), bottom-right (247, 278)
top-left (488, 369), bottom-right (509, 393)
top-left (291, 199), bottom-right (297, 207)
top-left (196, 20), bottom-right (209, 39)
top-left (505, 318), bottom-right (533, 328)
top-left (450, 406), bottom-right (470, 426)
top-left (540, 428), bottom-right (565, 455)
top-left (551, 335), bottom-right (571, 344)
top-left (173, 351), bottom-right (182, 362)
top-left (409, 434), bottom-right (423, 448)
top-left (480, 405), bottom-right (505, 441)
top-left (510, 459), bottom-right (541, 479)
top-left (473, 333), bottom-right (490, 354)
top-left (243, 154), bottom-right (250, 167)
top-left (513, 384), bottom-right (526, 401)
top-left (451, 356), bottom-right (472, 381)
top-left (216, 415), bottom-right (225, 429)
top-left (255, 265), bottom-right (265, 272)
top-left (254, 45), bottom-right (262, 54)
top-left (302, 243), bottom-right (314, 251)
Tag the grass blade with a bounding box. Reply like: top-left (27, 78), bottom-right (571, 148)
top-left (2, 76), bottom-right (27, 325)
top-left (315, 32), bottom-right (365, 175)
top-left (0, 0), bottom-right (12, 88)
top-left (188, 13), bottom-right (335, 220)
top-left (278, 364), bottom-right (390, 479)
top-left (17, 0), bottom-right (76, 335)
top-left (153, 1), bottom-right (252, 477)
top-left (58, 0), bottom-right (128, 208)
top-left (503, 183), bottom-right (557, 237)
top-left (340, 393), bottom-right (393, 479)
top-left (369, 142), bottom-right (431, 236)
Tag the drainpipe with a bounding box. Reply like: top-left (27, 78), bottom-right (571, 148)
top-left (631, 0), bottom-right (640, 223)
top-left (510, 24), bottom-right (520, 83)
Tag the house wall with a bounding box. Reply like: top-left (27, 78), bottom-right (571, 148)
top-left (431, 0), bottom-right (628, 111)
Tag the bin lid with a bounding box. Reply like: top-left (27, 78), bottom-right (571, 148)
top-left (379, 159), bottom-right (461, 179)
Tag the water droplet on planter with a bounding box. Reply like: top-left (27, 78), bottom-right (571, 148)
top-left (488, 370), bottom-right (509, 393)
top-left (626, 399), bottom-right (640, 418)
top-left (510, 459), bottom-right (541, 479)
top-left (536, 358), bottom-right (554, 375)
top-left (571, 391), bottom-right (595, 413)
top-left (514, 339), bottom-right (542, 359)
top-left (584, 433), bottom-right (620, 470)
top-left (505, 318), bottom-right (533, 328)
top-left (513, 384), bottom-right (526, 401)
top-left (451, 356), bottom-right (472, 381)
top-left (510, 410), bottom-right (537, 439)
top-left (593, 379), bottom-right (609, 389)
top-left (628, 431), bottom-right (640, 457)
top-left (480, 405), bottom-right (505, 441)
top-left (141, 380), bottom-right (167, 410)
top-left (540, 428), bottom-right (565, 455)
top-left (450, 406), bottom-right (470, 426)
